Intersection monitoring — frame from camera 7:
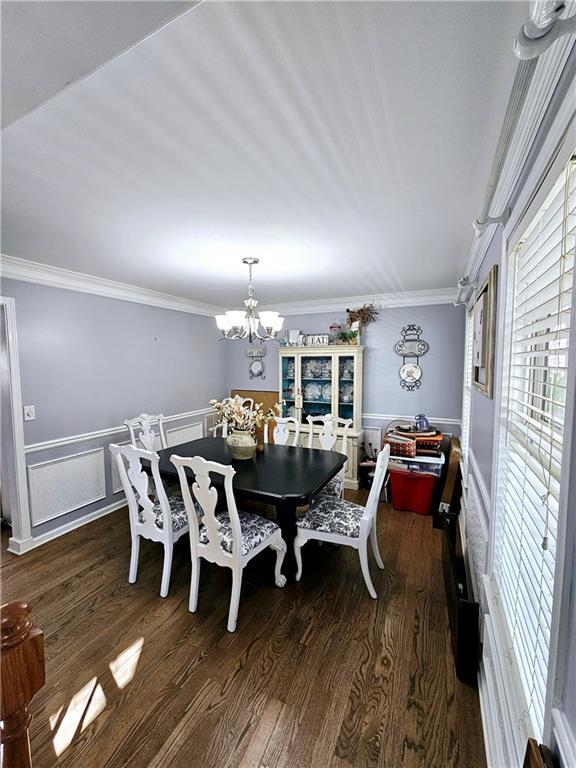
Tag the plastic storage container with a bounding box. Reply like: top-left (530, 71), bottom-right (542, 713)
top-left (389, 470), bottom-right (438, 515)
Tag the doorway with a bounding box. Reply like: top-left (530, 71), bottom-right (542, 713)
top-left (0, 297), bottom-right (32, 552)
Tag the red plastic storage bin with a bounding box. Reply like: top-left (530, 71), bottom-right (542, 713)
top-left (389, 469), bottom-right (437, 515)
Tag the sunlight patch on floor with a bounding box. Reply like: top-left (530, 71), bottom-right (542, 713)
top-left (52, 677), bottom-right (107, 756)
top-left (108, 637), bottom-right (144, 689)
top-left (50, 637), bottom-right (144, 757)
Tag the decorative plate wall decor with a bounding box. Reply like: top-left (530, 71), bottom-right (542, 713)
top-left (395, 325), bottom-right (429, 391)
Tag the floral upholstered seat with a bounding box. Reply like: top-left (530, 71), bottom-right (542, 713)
top-left (199, 510), bottom-right (280, 556)
top-left (146, 495), bottom-right (202, 532)
top-left (317, 475), bottom-right (344, 500)
top-left (298, 496), bottom-right (365, 538)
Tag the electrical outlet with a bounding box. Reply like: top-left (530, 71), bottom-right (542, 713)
top-left (24, 405), bottom-right (36, 421)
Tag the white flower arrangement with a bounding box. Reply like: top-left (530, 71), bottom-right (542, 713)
top-left (209, 396), bottom-right (281, 435)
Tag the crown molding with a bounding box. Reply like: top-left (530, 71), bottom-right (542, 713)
top-left (258, 287), bottom-right (456, 316)
top-left (1, 254), bottom-right (456, 316)
top-left (0, 254), bottom-right (222, 317)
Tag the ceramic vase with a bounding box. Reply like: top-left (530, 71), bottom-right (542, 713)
top-left (226, 430), bottom-right (257, 460)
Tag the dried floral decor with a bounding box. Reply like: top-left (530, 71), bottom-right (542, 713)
top-left (209, 396), bottom-right (280, 435)
top-left (346, 302), bottom-right (379, 328)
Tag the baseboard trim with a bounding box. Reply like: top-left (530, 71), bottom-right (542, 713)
top-left (8, 499), bottom-right (126, 555)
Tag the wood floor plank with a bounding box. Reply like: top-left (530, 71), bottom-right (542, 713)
top-left (1, 495), bottom-right (486, 768)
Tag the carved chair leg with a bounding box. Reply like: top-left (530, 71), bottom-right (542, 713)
top-left (370, 523), bottom-right (384, 569)
top-left (270, 538), bottom-right (287, 587)
top-left (160, 543), bottom-right (173, 598)
top-left (294, 534), bottom-right (306, 582)
top-left (228, 568), bottom-right (243, 633)
top-left (129, 535), bottom-right (140, 584)
top-left (189, 557), bottom-right (201, 613)
top-left (359, 538), bottom-right (377, 599)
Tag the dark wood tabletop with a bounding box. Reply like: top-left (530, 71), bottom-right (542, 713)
top-left (157, 436), bottom-right (346, 507)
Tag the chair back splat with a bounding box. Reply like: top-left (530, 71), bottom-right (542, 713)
top-left (362, 445), bottom-right (391, 527)
top-left (124, 413), bottom-right (168, 451)
top-left (265, 416), bottom-right (300, 446)
top-left (173, 456), bottom-right (241, 563)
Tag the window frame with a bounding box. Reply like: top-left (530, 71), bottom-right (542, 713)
top-left (488, 153), bottom-right (576, 744)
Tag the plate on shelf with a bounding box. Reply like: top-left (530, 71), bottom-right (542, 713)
top-left (287, 360), bottom-right (295, 378)
top-left (303, 360), bottom-right (322, 378)
top-left (339, 360), bottom-right (354, 379)
top-left (321, 383), bottom-right (332, 401)
top-left (304, 382), bottom-right (322, 401)
top-left (287, 405), bottom-right (297, 418)
top-left (320, 359), bottom-right (332, 378)
top-left (285, 383), bottom-right (295, 398)
top-left (340, 383), bottom-right (354, 403)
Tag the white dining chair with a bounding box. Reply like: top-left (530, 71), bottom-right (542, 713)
top-left (124, 413), bottom-right (168, 451)
top-left (171, 454), bottom-right (287, 632)
top-left (237, 396), bottom-right (255, 411)
top-left (210, 420), bottom-right (229, 438)
top-left (264, 416), bottom-right (300, 446)
top-left (110, 443), bottom-right (194, 597)
top-left (294, 445), bottom-right (390, 598)
top-left (306, 414), bottom-right (352, 499)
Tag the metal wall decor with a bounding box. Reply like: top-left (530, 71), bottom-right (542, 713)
top-left (246, 342), bottom-right (266, 380)
top-left (394, 325), bottom-right (429, 391)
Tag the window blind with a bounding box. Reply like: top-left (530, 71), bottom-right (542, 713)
top-left (461, 309), bottom-right (474, 459)
top-left (494, 154), bottom-right (575, 739)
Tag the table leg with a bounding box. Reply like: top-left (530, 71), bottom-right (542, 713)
top-left (275, 500), bottom-right (298, 578)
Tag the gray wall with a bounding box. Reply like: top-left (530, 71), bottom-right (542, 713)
top-left (468, 229), bottom-right (502, 493)
top-left (1, 278), bottom-right (228, 538)
top-left (2, 278), bottom-right (227, 444)
top-left (225, 302), bottom-right (466, 426)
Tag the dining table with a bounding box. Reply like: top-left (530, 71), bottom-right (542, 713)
top-left (154, 436), bottom-right (347, 575)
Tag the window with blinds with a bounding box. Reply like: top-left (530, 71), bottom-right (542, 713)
top-left (494, 154), bottom-right (575, 739)
top-left (461, 309), bottom-right (474, 459)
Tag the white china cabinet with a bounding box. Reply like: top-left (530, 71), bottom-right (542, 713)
top-left (278, 345), bottom-right (364, 489)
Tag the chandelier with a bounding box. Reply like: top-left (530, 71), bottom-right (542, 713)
top-left (215, 257), bottom-right (284, 341)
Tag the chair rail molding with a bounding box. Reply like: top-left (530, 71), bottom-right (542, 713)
top-left (0, 254), bottom-right (222, 317)
top-left (24, 407), bottom-right (213, 454)
top-left (362, 413), bottom-right (461, 426)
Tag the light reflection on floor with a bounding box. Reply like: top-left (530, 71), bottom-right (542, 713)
top-left (49, 637), bottom-right (144, 758)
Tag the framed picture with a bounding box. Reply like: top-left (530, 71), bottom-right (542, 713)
top-left (472, 265), bottom-right (498, 398)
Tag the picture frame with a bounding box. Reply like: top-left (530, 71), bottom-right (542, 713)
top-left (472, 265), bottom-right (498, 398)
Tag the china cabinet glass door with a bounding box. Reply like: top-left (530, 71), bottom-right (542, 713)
top-left (300, 354), bottom-right (333, 423)
top-left (281, 355), bottom-right (296, 418)
top-left (337, 355), bottom-right (355, 421)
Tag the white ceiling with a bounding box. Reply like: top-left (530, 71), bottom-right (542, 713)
top-left (1, 1), bottom-right (193, 127)
top-left (1, 1), bottom-right (527, 307)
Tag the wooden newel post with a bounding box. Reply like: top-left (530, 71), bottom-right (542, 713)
top-left (1, 601), bottom-right (45, 768)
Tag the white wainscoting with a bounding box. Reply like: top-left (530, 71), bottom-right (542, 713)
top-left (14, 408), bottom-right (211, 555)
top-left (166, 422), bottom-right (203, 447)
top-left (462, 455), bottom-right (490, 607)
top-left (28, 447), bottom-right (106, 526)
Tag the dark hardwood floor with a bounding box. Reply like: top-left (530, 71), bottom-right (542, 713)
top-left (2, 492), bottom-right (486, 768)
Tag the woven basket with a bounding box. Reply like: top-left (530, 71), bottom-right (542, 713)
top-left (385, 437), bottom-right (417, 458)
